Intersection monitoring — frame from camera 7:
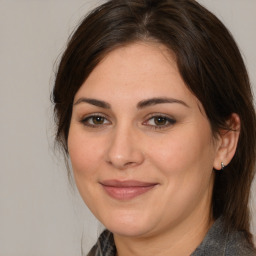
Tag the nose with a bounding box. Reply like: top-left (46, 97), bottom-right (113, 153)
top-left (105, 125), bottom-right (144, 170)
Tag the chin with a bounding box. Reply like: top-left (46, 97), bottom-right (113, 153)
top-left (100, 211), bottom-right (157, 238)
top-left (107, 224), bottom-right (153, 238)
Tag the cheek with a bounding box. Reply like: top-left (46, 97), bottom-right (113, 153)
top-left (67, 134), bottom-right (104, 219)
top-left (145, 127), bottom-right (215, 217)
top-left (68, 128), bottom-right (102, 171)
top-left (67, 128), bottom-right (105, 197)
top-left (147, 124), bottom-right (215, 180)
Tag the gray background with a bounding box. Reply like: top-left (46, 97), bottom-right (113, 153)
top-left (0, 0), bottom-right (255, 255)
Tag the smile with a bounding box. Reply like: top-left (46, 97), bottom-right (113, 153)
top-left (100, 180), bottom-right (158, 200)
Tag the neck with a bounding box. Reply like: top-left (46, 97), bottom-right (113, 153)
top-left (114, 209), bottom-right (213, 256)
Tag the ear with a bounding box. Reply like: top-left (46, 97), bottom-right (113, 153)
top-left (213, 113), bottom-right (240, 170)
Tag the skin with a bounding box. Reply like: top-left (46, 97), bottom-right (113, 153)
top-left (68, 42), bottom-right (239, 256)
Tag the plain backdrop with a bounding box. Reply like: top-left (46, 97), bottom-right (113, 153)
top-left (0, 0), bottom-right (255, 255)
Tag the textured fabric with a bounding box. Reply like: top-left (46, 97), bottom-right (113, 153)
top-left (87, 218), bottom-right (256, 256)
top-left (87, 230), bottom-right (116, 256)
top-left (191, 218), bottom-right (256, 256)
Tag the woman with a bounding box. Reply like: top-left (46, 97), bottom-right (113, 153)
top-left (52, 0), bottom-right (256, 255)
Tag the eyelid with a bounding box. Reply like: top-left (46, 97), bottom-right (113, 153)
top-left (79, 112), bottom-right (176, 130)
top-left (80, 113), bottom-right (111, 127)
top-left (142, 113), bottom-right (176, 129)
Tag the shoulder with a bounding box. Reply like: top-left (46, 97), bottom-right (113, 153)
top-left (225, 230), bottom-right (256, 256)
top-left (191, 218), bottom-right (256, 256)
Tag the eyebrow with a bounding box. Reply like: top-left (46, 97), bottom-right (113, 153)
top-left (137, 97), bottom-right (189, 109)
top-left (73, 97), bottom-right (189, 109)
top-left (73, 98), bottom-right (111, 109)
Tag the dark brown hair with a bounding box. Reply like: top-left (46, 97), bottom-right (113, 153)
top-left (52, 0), bottom-right (256, 244)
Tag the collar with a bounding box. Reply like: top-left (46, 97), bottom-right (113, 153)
top-left (90, 218), bottom-right (255, 256)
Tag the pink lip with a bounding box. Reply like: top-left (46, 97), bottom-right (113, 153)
top-left (100, 180), bottom-right (158, 200)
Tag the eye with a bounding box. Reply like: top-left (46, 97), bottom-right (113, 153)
top-left (143, 115), bottom-right (176, 129)
top-left (81, 114), bottom-right (111, 127)
top-left (152, 116), bottom-right (168, 126)
top-left (90, 116), bottom-right (105, 125)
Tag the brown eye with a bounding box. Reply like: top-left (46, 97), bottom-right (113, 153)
top-left (154, 116), bottom-right (168, 126)
top-left (92, 116), bottom-right (105, 124)
top-left (143, 115), bottom-right (176, 130)
top-left (81, 114), bottom-right (111, 127)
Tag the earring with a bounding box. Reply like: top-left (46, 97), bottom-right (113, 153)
top-left (221, 162), bottom-right (225, 170)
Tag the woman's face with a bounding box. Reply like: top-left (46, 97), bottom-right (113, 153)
top-left (68, 42), bottom-right (221, 238)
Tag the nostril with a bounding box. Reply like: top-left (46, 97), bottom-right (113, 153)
top-left (106, 160), bottom-right (136, 169)
top-left (124, 161), bottom-right (136, 167)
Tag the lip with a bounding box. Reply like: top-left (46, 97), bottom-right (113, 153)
top-left (100, 180), bottom-right (158, 200)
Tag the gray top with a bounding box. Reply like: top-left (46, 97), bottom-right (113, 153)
top-left (191, 218), bottom-right (256, 256)
top-left (88, 218), bottom-right (256, 256)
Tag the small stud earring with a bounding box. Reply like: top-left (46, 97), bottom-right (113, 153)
top-left (221, 162), bottom-right (225, 170)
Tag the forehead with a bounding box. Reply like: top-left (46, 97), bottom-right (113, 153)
top-left (74, 42), bottom-right (198, 107)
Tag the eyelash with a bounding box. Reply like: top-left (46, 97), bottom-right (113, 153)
top-left (80, 113), bottom-right (176, 130)
top-left (80, 113), bottom-right (111, 128)
top-left (143, 114), bottom-right (176, 130)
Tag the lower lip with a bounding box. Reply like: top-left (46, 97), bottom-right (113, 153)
top-left (101, 185), bottom-right (156, 200)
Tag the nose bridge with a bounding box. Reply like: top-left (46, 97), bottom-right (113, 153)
top-left (106, 121), bottom-right (144, 169)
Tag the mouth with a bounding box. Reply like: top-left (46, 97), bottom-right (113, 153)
top-left (99, 180), bottom-right (158, 200)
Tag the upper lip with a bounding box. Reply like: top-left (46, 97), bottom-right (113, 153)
top-left (100, 180), bottom-right (158, 187)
